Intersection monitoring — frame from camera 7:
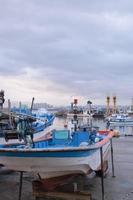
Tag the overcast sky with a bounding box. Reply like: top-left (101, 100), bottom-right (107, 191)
top-left (0, 0), bottom-right (133, 106)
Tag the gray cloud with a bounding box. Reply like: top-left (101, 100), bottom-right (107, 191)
top-left (0, 0), bottom-right (133, 104)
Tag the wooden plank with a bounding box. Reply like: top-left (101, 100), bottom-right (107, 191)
top-left (33, 191), bottom-right (92, 200)
top-left (32, 177), bottom-right (92, 200)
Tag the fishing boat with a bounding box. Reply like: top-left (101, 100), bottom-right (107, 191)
top-left (67, 99), bottom-right (92, 118)
top-left (92, 110), bottom-right (105, 119)
top-left (107, 114), bottom-right (133, 126)
top-left (67, 112), bottom-right (90, 118)
top-left (0, 128), bottom-right (114, 179)
top-left (32, 109), bottom-right (55, 132)
top-left (11, 107), bottom-right (55, 133)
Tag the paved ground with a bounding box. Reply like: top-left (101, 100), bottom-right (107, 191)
top-left (0, 136), bottom-right (133, 200)
top-left (87, 136), bottom-right (133, 200)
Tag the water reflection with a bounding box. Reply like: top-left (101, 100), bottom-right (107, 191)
top-left (53, 117), bottom-right (67, 129)
top-left (53, 117), bottom-right (105, 130)
top-left (53, 117), bottom-right (133, 136)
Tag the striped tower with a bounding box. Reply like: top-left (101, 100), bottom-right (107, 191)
top-left (106, 96), bottom-right (110, 116)
top-left (113, 96), bottom-right (116, 114)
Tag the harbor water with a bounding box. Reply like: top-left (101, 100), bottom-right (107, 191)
top-left (53, 117), bottom-right (133, 136)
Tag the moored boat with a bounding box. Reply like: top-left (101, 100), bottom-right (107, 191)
top-left (107, 114), bottom-right (133, 126)
top-left (67, 99), bottom-right (92, 118)
top-left (11, 107), bottom-right (55, 133)
top-left (0, 128), bottom-right (114, 179)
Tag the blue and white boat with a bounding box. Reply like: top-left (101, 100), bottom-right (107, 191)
top-left (32, 109), bottom-right (55, 132)
top-left (11, 107), bottom-right (55, 133)
top-left (107, 114), bottom-right (133, 126)
top-left (0, 129), bottom-right (114, 179)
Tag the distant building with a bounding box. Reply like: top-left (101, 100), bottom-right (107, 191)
top-left (33, 103), bottom-right (53, 110)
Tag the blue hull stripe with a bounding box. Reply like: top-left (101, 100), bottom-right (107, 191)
top-left (0, 149), bottom-right (97, 158)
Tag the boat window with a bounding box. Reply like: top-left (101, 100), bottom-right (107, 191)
top-left (54, 130), bottom-right (69, 140)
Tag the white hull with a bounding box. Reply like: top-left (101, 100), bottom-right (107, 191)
top-left (110, 121), bottom-right (133, 126)
top-left (0, 142), bottom-right (110, 178)
top-left (107, 114), bottom-right (133, 126)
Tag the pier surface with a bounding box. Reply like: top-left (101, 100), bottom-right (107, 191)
top-left (0, 136), bottom-right (133, 200)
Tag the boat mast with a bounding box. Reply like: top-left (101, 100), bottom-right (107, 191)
top-left (87, 100), bottom-right (92, 128)
top-left (30, 97), bottom-right (35, 112)
top-left (72, 99), bottom-right (78, 131)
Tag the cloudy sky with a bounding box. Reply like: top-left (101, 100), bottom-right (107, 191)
top-left (0, 0), bottom-right (133, 106)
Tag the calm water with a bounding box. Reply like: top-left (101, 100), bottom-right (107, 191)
top-left (53, 117), bottom-right (133, 136)
top-left (0, 117), bottom-right (133, 139)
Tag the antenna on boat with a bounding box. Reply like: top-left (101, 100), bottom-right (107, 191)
top-left (30, 97), bottom-right (35, 112)
top-left (8, 99), bottom-right (13, 128)
top-left (73, 99), bottom-right (78, 113)
top-left (73, 114), bottom-right (78, 131)
top-left (71, 102), bottom-right (73, 111)
top-left (19, 101), bottom-right (22, 113)
top-left (87, 100), bottom-right (92, 115)
top-left (87, 100), bottom-right (92, 128)
top-left (71, 99), bottom-right (78, 131)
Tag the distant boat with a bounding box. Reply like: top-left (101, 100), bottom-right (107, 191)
top-left (92, 110), bottom-right (105, 119)
top-left (127, 110), bottom-right (133, 116)
top-left (0, 129), bottom-right (114, 179)
top-left (67, 111), bottom-right (90, 118)
top-left (67, 99), bottom-right (92, 118)
top-left (107, 114), bottom-right (133, 126)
